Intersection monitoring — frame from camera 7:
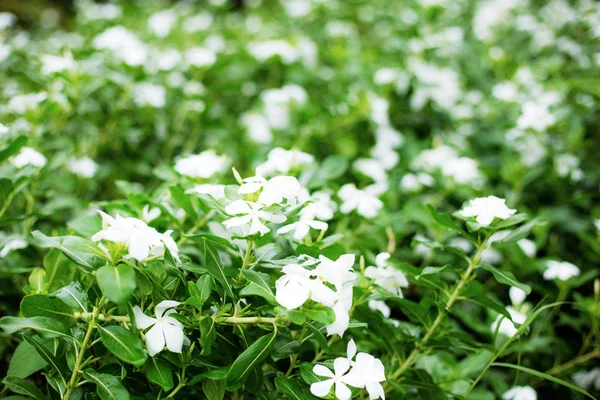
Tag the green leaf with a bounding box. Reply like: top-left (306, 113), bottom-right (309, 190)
top-left (240, 270), bottom-right (276, 304)
top-left (226, 331), bottom-right (277, 390)
top-left (415, 265), bottom-right (451, 279)
top-left (462, 282), bottom-right (512, 321)
top-left (28, 268), bottom-right (47, 293)
top-left (2, 376), bottom-right (47, 400)
top-left (199, 316), bottom-right (217, 356)
top-left (7, 340), bottom-right (48, 378)
top-left (272, 339), bottom-right (301, 360)
top-left (200, 239), bottom-right (235, 299)
top-left (428, 204), bottom-right (463, 233)
top-left (32, 231), bottom-right (106, 271)
top-left (43, 249), bottom-right (73, 292)
top-left (169, 185), bottom-right (197, 219)
top-left (96, 263), bottom-right (137, 304)
top-left (300, 363), bottom-right (323, 385)
top-left (197, 275), bottom-right (213, 304)
top-left (98, 325), bottom-right (147, 366)
top-left (480, 265), bottom-right (531, 294)
top-left (52, 282), bottom-right (89, 311)
top-left (497, 218), bottom-right (546, 244)
top-left (495, 213), bottom-right (528, 229)
top-left (458, 349), bottom-right (494, 378)
top-left (304, 322), bottom-right (328, 352)
top-left (203, 379), bottom-right (226, 400)
top-left (491, 363), bottom-right (596, 399)
top-left (21, 294), bottom-right (74, 323)
top-left (274, 376), bottom-right (314, 400)
top-left (146, 358), bottom-right (174, 391)
top-left (0, 135), bottom-right (27, 162)
top-left (185, 234), bottom-right (237, 251)
top-left (83, 370), bottom-right (131, 400)
top-left (305, 306), bottom-right (335, 325)
top-left (22, 335), bottom-right (67, 384)
top-left (0, 316), bottom-right (70, 338)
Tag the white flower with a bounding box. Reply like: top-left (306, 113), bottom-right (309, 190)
top-left (0, 44), bottom-right (11, 63)
top-left (255, 147), bottom-right (314, 177)
top-left (8, 93), bottom-right (47, 114)
top-left (502, 386), bottom-right (537, 400)
top-left (572, 368), bottom-right (600, 391)
top-left (183, 13), bottom-right (213, 32)
top-left (142, 205), bottom-right (161, 223)
top-left (133, 301), bottom-right (185, 356)
top-left (11, 147), bottom-right (47, 168)
top-left (80, 3), bottom-right (121, 21)
top-left (275, 264), bottom-right (337, 310)
top-left (518, 239), bottom-right (536, 257)
top-left (0, 12), bottom-right (16, 31)
top-left (491, 306), bottom-right (527, 337)
top-left (185, 47), bottom-right (217, 68)
top-left (277, 217), bottom-right (327, 240)
top-left (517, 101), bottom-right (555, 132)
top-left (248, 40), bottom-right (300, 64)
top-left (68, 157), bottom-right (98, 178)
top-left (509, 287), bottom-right (527, 306)
top-left (133, 83), bottom-right (166, 108)
top-left (93, 26), bottom-right (148, 66)
top-left (368, 300), bottom-right (391, 318)
top-left (302, 191), bottom-right (336, 221)
top-left (311, 358), bottom-right (355, 400)
top-left (543, 260), bottom-right (580, 281)
top-left (0, 123), bottom-right (9, 135)
top-left (223, 200), bottom-right (286, 236)
top-left (174, 151), bottom-right (227, 179)
top-left (354, 158), bottom-right (387, 182)
top-left (0, 236), bottom-right (28, 257)
top-left (364, 253), bottom-right (409, 298)
top-left (457, 196), bottom-right (516, 226)
top-left (399, 173), bottom-right (434, 192)
top-left (91, 211), bottom-right (180, 262)
top-left (40, 54), bottom-right (77, 75)
top-left (345, 352), bottom-right (386, 400)
top-left (148, 9), bottom-right (177, 38)
top-left (239, 176), bottom-right (301, 206)
top-left (412, 145), bottom-right (459, 171)
top-left (241, 112), bottom-right (272, 144)
top-left (338, 183), bottom-right (386, 219)
top-left (441, 157), bottom-right (484, 186)
top-left (186, 184), bottom-right (226, 200)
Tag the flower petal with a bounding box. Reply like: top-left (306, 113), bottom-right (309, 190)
top-left (163, 323), bottom-right (184, 353)
top-left (155, 300), bottom-right (180, 318)
top-left (145, 323), bottom-right (166, 356)
top-left (313, 364), bottom-right (335, 378)
top-left (335, 382), bottom-right (352, 400)
top-left (310, 379), bottom-right (334, 397)
top-left (133, 306), bottom-right (157, 330)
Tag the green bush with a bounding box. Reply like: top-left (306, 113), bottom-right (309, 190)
top-left (0, 1), bottom-right (599, 399)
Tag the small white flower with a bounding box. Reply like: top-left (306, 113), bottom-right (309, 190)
top-left (186, 184), bottom-right (226, 200)
top-left (148, 9), bottom-right (177, 38)
top-left (354, 158), bottom-right (388, 182)
top-left (133, 301), bottom-right (185, 356)
top-left (248, 40), bottom-right (299, 64)
top-left (543, 260), bottom-right (580, 281)
top-left (68, 157), bottom-right (98, 178)
top-left (142, 205), bottom-right (161, 223)
top-left (345, 352), bottom-right (386, 399)
top-left (368, 300), bottom-right (391, 318)
top-left (40, 54), bottom-right (77, 75)
top-left (185, 47), bottom-right (217, 68)
top-left (255, 147), bottom-right (314, 177)
top-left (133, 83), bottom-right (166, 108)
top-left (92, 211), bottom-right (180, 262)
top-left (338, 183), bottom-right (386, 219)
top-left (11, 147), bottom-right (47, 168)
top-left (458, 196), bottom-right (516, 226)
top-left (93, 26), bottom-right (148, 66)
top-left (509, 287), bottom-right (527, 306)
top-left (491, 306), bottom-right (527, 337)
top-left (302, 191), bottom-right (337, 221)
top-left (223, 200), bottom-right (286, 236)
top-left (183, 13), bottom-right (213, 32)
top-left (364, 253), bottom-right (409, 298)
top-left (0, 236), bottom-right (28, 257)
top-left (275, 264), bottom-right (337, 310)
top-left (0, 123), bottom-right (9, 135)
top-left (174, 150), bottom-right (227, 179)
top-left (8, 93), bottom-right (47, 114)
top-left (517, 101), bottom-right (555, 132)
top-left (517, 239), bottom-right (536, 257)
top-left (241, 112), bottom-right (272, 144)
top-left (0, 12), bottom-right (16, 31)
top-left (502, 386), bottom-right (537, 400)
top-left (239, 175), bottom-right (301, 206)
top-left (572, 368), bottom-right (600, 391)
top-left (311, 358), bottom-right (354, 400)
top-left (277, 217), bottom-right (327, 240)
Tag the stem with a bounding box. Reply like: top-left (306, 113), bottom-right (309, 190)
top-left (544, 348), bottom-right (600, 378)
top-left (241, 241), bottom-right (254, 270)
top-left (166, 374), bottom-right (185, 398)
top-left (64, 298), bottom-right (105, 400)
top-left (389, 236), bottom-right (488, 381)
top-left (222, 317), bottom-right (277, 325)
